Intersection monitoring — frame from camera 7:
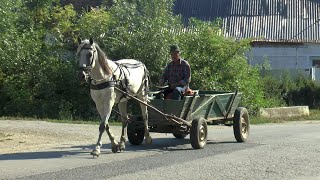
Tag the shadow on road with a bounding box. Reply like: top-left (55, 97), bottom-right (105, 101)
top-left (0, 149), bottom-right (92, 160)
top-left (0, 137), bottom-right (185, 160)
top-left (0, 138), bottom-right (244, 161)
top-left (207, 140), bottom-right (238, 144)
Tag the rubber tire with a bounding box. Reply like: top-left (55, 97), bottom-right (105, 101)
top-left (172, 133), bottom-right (187, 139)
top-left (127, 117), bottom-right (145, 145)
top-left (190, 117), bottom-right (208, 149)
top-left (233, 107), bottom-right (250, 142)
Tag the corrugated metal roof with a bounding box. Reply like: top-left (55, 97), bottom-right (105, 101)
top-left (174, 0), bottom-right (320, 43)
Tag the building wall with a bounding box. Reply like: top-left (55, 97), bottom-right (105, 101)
top-left (248, 44), bottom-right (320, 68)
top-left (174, 0), bottom-right (320, 43)
top-left (247, 43), bottom-right (320, 80)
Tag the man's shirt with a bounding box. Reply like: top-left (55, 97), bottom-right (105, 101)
top-left (161, 58), bottom-right (191, 87)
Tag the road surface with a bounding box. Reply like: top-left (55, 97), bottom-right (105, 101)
top-left (0, 120), bottom-right (319, 179)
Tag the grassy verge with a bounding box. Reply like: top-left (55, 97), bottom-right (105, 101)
top-left (251, 109), bottom-right (320, 124)
top-left (1, 109), bottom-right (320, 126)
top-left (0, 116), bottom-right (122, 126)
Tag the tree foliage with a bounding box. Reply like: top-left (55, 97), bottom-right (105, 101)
top-left (177, 19), bottom-right (265, 114)
top-left (99, 0), bottom-right (183, 84)
top-left (0, 0), bottom-right (286, 119)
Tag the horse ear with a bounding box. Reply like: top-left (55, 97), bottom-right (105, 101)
top-left (89, 37), bottom-right (94, 45)
top-left (77, 37), bottom-right (82, 44)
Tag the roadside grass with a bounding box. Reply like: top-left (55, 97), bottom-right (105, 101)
top-left (251, 109), bottom-right (320, 124)
top-left (1, 109), bottom-right (320, 126)
top-left (0, 116), bottom-right (122, 126)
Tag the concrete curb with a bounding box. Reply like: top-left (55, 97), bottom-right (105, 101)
top-left (259, 106), bottom-right (309, 118)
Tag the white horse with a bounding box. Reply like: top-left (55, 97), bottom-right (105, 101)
top-left (76, 38), bottom-right (152, 157)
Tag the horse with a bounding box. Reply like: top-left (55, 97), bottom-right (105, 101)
top-left (76, 37), bottom-right (152, 157)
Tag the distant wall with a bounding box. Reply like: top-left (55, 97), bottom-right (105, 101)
top-left (247, 43), bottom-right (320, 69)
top-left (246, 43), bottom-right (320, 80)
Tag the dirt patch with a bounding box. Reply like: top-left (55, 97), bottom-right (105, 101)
top-left (0, 120), bottom-right (109, 154)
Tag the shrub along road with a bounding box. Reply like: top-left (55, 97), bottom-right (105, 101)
top-left (0, 120), bottom-right (320, 179)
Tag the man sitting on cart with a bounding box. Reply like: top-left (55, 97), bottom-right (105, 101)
top-left (159, 45), bottom-right (191, 100)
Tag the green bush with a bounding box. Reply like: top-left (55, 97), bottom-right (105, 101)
top-left (261, 73), bottom-right (320, 109)
top-left (0, 0), bottom-right (97, 119)
top-left (286, 77), bottom-right (320, 108)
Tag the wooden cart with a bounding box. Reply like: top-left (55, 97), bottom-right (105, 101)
top-left (126, 89), bottom-right (250, 149)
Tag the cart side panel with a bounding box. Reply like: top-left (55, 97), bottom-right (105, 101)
top-left (148, 99), bottom-right (188, 125)
top-left (207, 93), bottom-right (233, 120)
top-left (187, 95), bottom-right (216, 120)
top-left (188, 93), bottom-right (232, 120)
top-left (188, 92), bottom-right (242, 121)
top-left (226, 93), bottom-right (242, 118)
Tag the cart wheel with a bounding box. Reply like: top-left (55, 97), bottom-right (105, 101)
top-left (190, 117), bottom-right (208, 149)
top-left (233, 107), bottom-right (250, 142)
top-left (127, 117), bottom-right (145, 145)
top-left (172, 133), bottom-right (187, 139)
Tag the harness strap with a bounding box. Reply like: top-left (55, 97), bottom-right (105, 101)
top-left (114, 62), bottom-right (130, 92)
top-left (90, 81), bottom-right (116, 90)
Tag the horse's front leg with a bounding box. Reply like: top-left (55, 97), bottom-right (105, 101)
top-left (105, 123), bottom-right (119, 153)
top-left (91, 121), bottom-right (119, 156)
top-left (118, 101), bottom-right (128, 151)
top-left (90, 122), bottom-right (106, 157)
top-left (91, 89), bottom-right (118, 156)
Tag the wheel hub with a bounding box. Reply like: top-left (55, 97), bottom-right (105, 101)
top-left (241, 117), bottom-right (248, 138)
top-left (199, 125), bottom-right (206, 141)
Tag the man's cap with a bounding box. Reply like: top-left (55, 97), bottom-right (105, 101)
top-left (169, 45), bottom-right (180, 53)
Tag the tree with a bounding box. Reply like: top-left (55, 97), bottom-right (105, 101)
top-left (178, 19), bottom-right (264, 114)
top-left (101, 0), bottom-right (183, 84)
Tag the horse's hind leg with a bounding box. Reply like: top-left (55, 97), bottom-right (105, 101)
top-left (118, 101), bottom-right (128, 151)
top-left (139, 98), bottom-right (152, 144)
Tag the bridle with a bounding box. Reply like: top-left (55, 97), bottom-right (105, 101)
top-left (78, 45), bottom-right (96, 74)
top-left (77, 43), bottom-right (98, 83)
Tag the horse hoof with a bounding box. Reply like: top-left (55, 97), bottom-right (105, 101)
top-left (146, 137), bottom-right (152, 144)
top-left (92, 154), bottom-right (99, 158)
top-left (119, 144), bottom-right (125, 151)
top-left (111, 145), bottom-right (119, 153)
top-left (91, 149), bottom-right (100, 157)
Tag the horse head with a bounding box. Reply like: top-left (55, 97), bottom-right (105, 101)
top-left (76, 37), bottom-right (97, 83)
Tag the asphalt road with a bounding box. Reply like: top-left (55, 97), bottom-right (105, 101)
top-left (1, 120), bottom-right (320, 180)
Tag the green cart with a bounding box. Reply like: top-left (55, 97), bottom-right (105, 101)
top-left (127, 90), bottom-right (250, 149)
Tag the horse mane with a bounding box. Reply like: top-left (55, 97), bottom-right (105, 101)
top-left (94, 44), bottom-right (113, 75)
